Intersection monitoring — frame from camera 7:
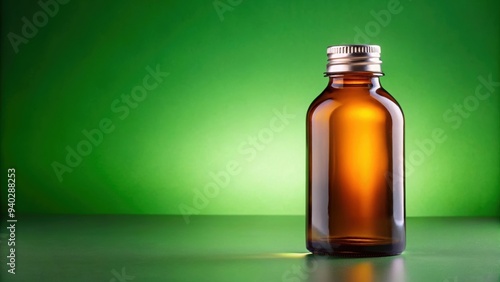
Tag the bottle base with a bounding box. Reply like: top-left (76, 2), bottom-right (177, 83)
top-left (307, 236), bottom-right (404, 257)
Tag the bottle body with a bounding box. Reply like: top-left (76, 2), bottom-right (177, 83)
top-left (306, 74), bottom-right (405, 256)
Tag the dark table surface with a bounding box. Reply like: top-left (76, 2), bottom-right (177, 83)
top-left (0, 216), bottom-right (499, 282)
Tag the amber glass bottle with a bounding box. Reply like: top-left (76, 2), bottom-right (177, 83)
top-left (306, 45), bottom-right (405, 256)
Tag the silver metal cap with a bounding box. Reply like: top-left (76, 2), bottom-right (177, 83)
top-left (325, 45), bottom-right (383, 75)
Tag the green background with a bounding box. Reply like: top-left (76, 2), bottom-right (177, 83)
top-left (1, 0), bottom-right (499, 217)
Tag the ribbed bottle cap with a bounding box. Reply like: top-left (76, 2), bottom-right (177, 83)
top-left (325, 45), bottom-right (383, 75)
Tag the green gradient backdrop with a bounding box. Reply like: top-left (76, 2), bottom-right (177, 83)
top-left (1, 0), bottom-right (499, 216)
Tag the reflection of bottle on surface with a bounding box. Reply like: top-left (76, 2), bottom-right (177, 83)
top-left (306, 45), bottom-right (405, 256)
top-left (304, 255), bottom-right (406, 282)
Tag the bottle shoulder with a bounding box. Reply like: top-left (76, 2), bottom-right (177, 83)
top-left (307, 86), bottom-right (404, 120)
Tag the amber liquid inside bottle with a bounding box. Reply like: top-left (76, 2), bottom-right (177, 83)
top-left (306, 73), bottom-right (405, 256)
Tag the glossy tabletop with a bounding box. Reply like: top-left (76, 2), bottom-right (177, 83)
top-left (0, 216), bottom-right (499, 282)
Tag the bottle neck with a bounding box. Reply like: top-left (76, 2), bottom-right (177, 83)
top-left (327, 72), bottom-right (382, 89)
